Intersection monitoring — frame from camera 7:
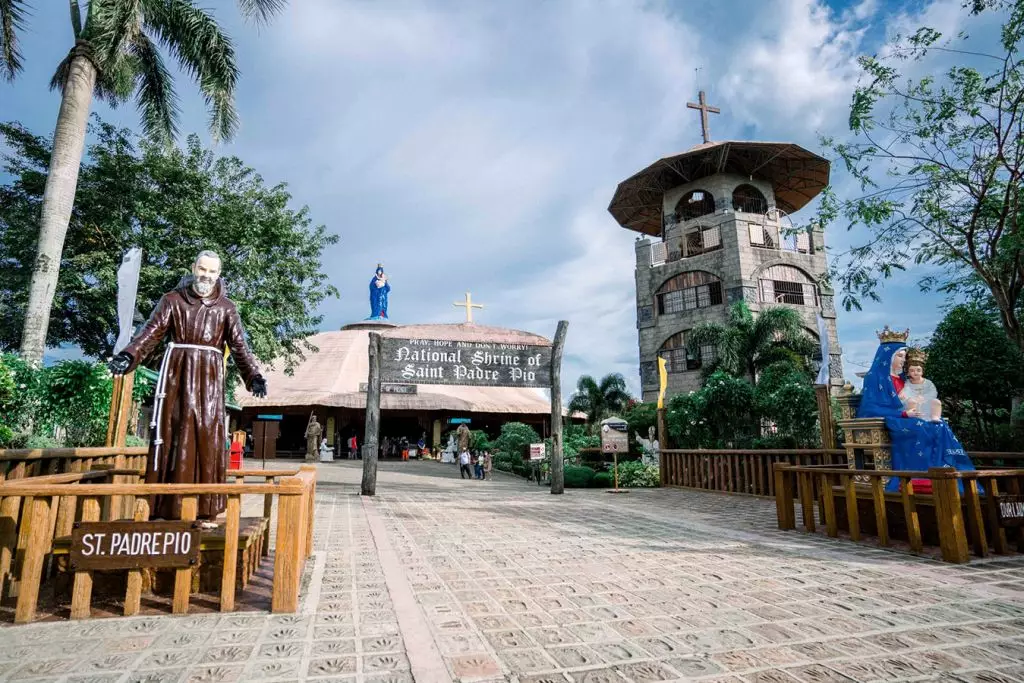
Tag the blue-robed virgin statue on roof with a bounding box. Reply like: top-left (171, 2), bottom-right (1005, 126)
top-left (856, 326), bottom-right (974, 491)
top-left (367, 263), bottom-right (390, 320)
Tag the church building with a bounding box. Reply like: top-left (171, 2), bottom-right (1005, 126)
top-left (608, 92), bottom-right (843, 402)
top-left (235, 308), bottom-right (560, 459)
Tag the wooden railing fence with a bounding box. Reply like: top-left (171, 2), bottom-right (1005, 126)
top-left (0, 463), bottom-right (316, 623)
top-left (774, 463), bottom-right (1024, 564)
top-left (659, 449), bottom-right (847, 496)
top-left (0, 446), bottom-right (149, 482)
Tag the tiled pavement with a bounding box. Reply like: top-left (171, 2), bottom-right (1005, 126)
top-left (3, 460), bottom-right (1024, 682)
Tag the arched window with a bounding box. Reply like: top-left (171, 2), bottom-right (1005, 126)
top-left (675, 190), bottom-right (716, 222)
top-left (659, 331), bottom-right (717, 373)
top-left (732, 184), bottom-right (767, 214)
top-left (656, 271), bottom-right (723, 315)
top-left (758, 265), bottom-right (818, 306)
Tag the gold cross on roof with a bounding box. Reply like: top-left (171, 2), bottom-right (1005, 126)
top-left (686, 90), bottom-right (720, 144)
top-left (453, 292), bottom-right (484, 323)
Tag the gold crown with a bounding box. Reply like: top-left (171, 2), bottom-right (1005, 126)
top-left (376, 262), bottom-right (383, 269)
top-left (906, 347), bottom-right (928, 366)
top-left (876, 325), bottom-right (910, 344)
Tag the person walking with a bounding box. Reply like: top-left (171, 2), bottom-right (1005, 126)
top-left (483, 450), bottom-right (493, 480)
top-left (473, 453), bottom-right (483, 479)
top-left (459, 449), bottom-right (472, 479)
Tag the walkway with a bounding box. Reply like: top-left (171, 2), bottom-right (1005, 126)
top-left (2, 460), bottom-right (1024, 682)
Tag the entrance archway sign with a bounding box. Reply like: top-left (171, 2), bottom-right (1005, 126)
top-left (361, 321), bottom-right (570, 495)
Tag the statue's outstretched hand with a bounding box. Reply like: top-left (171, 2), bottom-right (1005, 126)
top-left (251, 375), bottom-right (267, 398)
top-left (108, 352), bottom-right (133, 376)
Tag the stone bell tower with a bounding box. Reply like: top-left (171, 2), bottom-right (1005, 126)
top-left (607, 91), bottom-right (843, 402)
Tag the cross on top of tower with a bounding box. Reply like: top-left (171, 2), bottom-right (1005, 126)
top-left (453, 292), bottom-right (484, 323)
top-left (686, 90), bottom-right (720, 144)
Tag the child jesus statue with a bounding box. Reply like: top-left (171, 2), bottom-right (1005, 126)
top-left (899, 348), bottom-right (942, 422)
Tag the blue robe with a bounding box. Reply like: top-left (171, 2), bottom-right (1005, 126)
top-left (857, 341), bottom-right (973, 491)
top-left (368, 275), bottom-right (390, 319)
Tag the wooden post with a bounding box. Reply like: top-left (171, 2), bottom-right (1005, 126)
top-left (814, 384), bottom-right (836, 450)
top-left (14, 497), bottom-right (51, 624)
top-left (549, 321), bottom-right (568, 495)
top-left (844, 475), bottom-right (860, 541)
top-left (932, 468), bottom-right (969, 564)
top-left (901, 478), bottom-right (923, 553)
top-left (962, 478), bottom-right (988, 558)
top-left (220, 494), bottom-right (241, 612)
top-left (172, 496), bottom-right (198, 614)
top-left (821, 474), bottom-right (838, 537)
top-left (870, 478), bottom-right (889, 546)
top-left (70, 496), bottom-right (101, 619)
top-left (272, 492), bottom-right (303, 612)
top-left (981, 477), bottom-right (1009, 554)
top-left (773, 464), bottom-right (795, 530)
top-left (123, 498), bottom-right (150, 616)
top-left (361, 332), bottom-right (382, 496)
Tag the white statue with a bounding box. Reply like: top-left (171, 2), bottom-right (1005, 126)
top-left (442, 434), bottom-right (457, 463)
top-left (636, 426), bottom-right (660, 467)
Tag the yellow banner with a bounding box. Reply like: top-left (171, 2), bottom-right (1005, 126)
top-left (657, 356), bottom-right (668, 409)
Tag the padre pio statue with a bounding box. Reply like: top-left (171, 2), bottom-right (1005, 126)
top-left (108, 250), bottom-right (267, 522)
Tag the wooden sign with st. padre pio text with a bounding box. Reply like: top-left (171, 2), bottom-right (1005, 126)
top-left (70, 521), bottom-right (201, 570)
top-left (380, 337), bottom-right (552, 388)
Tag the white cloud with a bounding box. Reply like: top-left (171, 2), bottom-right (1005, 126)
top-left (9, 0), bottom-right (1003, 401)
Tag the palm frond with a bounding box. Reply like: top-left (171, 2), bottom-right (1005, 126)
top-left (686, 322), bottom-right (725, 349)
top-left (94, 48), bottom-right (137, 104)
top-left (0, 0), bottom-right (28, 81)
top-left (130, 31), bottom-right (179, 143)
top-left (49, 49), bottom-right (74, 92)
top-left (143, 0), bottom-right (239, 141)
top-left (89, 0), bottom-right (142, 67)
top-left (70, 1), bottom-right (83, 37)
top-left (750, 306), bottom-right (803, 351)
top-left (236, 0), bottom-right (286, 24)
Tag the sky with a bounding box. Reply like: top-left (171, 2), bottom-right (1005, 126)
top-left (0, 0), bottom-right (1004, 397)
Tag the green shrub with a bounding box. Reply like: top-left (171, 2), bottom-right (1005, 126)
top-left (591, 471), bottom-right (612, 488)
top-left (615, 460), bottom-right (660, 487)
top-left (564, 465), bottom-right (596, 488)
top-left (492, 454), bottom-right (514, 472)
top-left (491, 422), bottom-right (540, 462)
top-left (0, 424), bottom-right (13, 447)
top-left (126, 434), bottom-right (148, 447)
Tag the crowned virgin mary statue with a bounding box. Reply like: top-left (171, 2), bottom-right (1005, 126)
top-left (856, 326), bottom-right (974, 491)
top-left (367, 263), bottom-right (390, 320)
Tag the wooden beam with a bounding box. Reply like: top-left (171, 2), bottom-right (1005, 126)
top-left (549, 321), bottom-right (569, 495)
top-left (361, 332), bottom-right (382, 496)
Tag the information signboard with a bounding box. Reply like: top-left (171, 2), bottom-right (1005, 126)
top-left (380, 337), bottom-right (552, 388)
top-left (529, 443), bottom-right (545, 461)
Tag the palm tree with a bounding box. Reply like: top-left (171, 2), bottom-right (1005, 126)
top-left (568, 373), bottom-right (633, 430)
top-left (1, 0), bottom-right (285, 363)
top-left (686, 301), bottom-right (816, 383)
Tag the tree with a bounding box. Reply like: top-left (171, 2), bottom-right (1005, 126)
top-left (822, 0), bottom-right (1024, 353)
top-left (927, 304), bottom-right (1024, 448)
top-left (686, 301), bottom-right (815, 383)
top-left (0, 0), bottom-right (285, 363)
top-left (0, 119), bottom-right (338, 371)
top-left (567, 373), bottom-right (632, 430)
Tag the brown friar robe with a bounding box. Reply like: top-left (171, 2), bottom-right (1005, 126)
top-left (123, 277), bottom-right (260, 520)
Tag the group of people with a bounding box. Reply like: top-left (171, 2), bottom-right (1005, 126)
top-left (454, 422), bottom-right (491, 480)
top-left (458, 449), bottom-right (492, 480)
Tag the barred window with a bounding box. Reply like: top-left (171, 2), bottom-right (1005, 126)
top-left (656, 272), bottom-right (723, 315)
top-left (675, 190), bottom-right (716, 222)
top-left (658, 331), bottom-right (715, 373)
top-left (758, 265), bottom-right (818, 306)
top-left (732, 184), bottom-right (768, 214)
